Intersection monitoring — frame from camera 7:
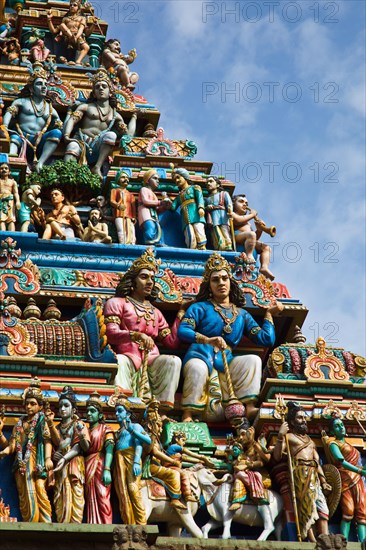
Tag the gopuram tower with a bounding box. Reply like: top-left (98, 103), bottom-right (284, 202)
top-left (0, 1), bottom-right (365, 549)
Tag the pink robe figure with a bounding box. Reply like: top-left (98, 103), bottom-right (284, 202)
top-left (103, 296), bottom-right (182, 408)
top-left (85, 423), bottom-right (114, 524)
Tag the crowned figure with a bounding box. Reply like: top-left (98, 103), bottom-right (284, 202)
top-left (178, 252), bottom-right (282, 421)
top-left (0, 378), bottom-right (53, 522)
top-left (103, 248), bottom-right (184, 410)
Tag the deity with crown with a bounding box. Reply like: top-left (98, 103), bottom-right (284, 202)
top-left (2, 67), bottom-right (63, 172)
top-left (178, 252), bottom-right (283, 422)
top-left (0, 379), bottom-right (53, 522)
top-left (103, 248), bottom-right (185, 410)
top-left (63, 68), bottom-right (134, 179)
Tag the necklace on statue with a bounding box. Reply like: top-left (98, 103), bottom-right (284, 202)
top-left (210, 299), bottom-right (239, 334)
top-left (30, 97), bottom-right (47, 117)
top-left (59, 418), bottom-right (74, 436)
top-left (127, 296), bottom-right (156, 327)
top-left (96, 104), bottom-right (111, 122)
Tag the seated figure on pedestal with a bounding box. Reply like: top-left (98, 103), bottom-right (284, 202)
top-left (2, 68), bottom-right (63, 172)
top-left (63, 69), bottom-right (132, 180)
top-left (178, 252), bottom-right (282, 422)
top-left (47, 0), bottom-right (96, 66)
top-left (82, 207), bottom-right (112, 243)
top-left (42, 188), bottom-right (83, 240)
top-left (103, 248), bottom-right (183, 410)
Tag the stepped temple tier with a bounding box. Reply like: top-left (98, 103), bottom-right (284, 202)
top-left (0, 1), bottom-right (365, 549)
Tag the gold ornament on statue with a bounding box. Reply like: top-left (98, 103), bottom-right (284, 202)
top-left (202, 252), bottom-right (232, 282)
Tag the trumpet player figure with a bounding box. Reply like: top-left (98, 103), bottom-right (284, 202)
top-left (232, 194), bottom-right (275, 281)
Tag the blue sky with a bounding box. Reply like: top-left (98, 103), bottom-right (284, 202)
top-left (101, 0), bottom-right (365, 356)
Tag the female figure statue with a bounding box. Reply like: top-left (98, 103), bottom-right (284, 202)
top-left (50, 386), bottom-right (90, 523)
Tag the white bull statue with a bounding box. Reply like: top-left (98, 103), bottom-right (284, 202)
top-left (195, 467), bottom-right (283, 540)
top-left (140, 465), bottom-right (283, 541)
top-left (140, 475), bottom-right (203, 538)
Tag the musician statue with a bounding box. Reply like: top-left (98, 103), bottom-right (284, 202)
top-left (103, 248), bottom-right (183, 409)
top-left (178, 252), bottom-right (282, 422)
top-left (205, 175), bottom-right (233, 251)
top-left (232, 194), bottom-right (275, 281)
top-left (100, 39), bottom-right (139, 89)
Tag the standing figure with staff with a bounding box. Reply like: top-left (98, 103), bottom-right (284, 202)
top-left (273, 401), bottom-right (332, 542)
top-left (178, 252), bottom-right (282, 422)
top-left (103, 248), bottom-right (183, 410)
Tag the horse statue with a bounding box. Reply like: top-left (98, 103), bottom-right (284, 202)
top-left (194, 466), bottom-right (283, 540)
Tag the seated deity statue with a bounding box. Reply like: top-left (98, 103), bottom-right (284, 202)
top-left (103, 248), bottom-right (183, 410)
top-left (63, 69), bottom-right (134, 180)
top-left (2, 69), bottom-right (63, 172)
top-left (47, 0), bottom-right (97, 66)
top-left (178, 252), bottom-right (282, 422)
